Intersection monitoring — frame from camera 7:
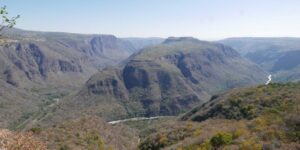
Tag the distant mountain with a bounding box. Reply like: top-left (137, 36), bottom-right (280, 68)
top-left (0, 28), bottom-right (137, 89)
top-left (122, 37), bottom-right (164, 51)
top-left (0, 28), bottom-right (138, 129)
top-left (220, 37), bottom-right (300, 55)
top-left (220, 37), bottom-right (300, 81)
top-left (38, 37), bottom-right (267, 127)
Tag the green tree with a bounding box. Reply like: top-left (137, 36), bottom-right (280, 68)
top-left (0, 5), bottom-right (19, 33)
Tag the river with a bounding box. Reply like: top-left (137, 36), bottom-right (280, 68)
top-left (108, 116), bottom-right (172, 125)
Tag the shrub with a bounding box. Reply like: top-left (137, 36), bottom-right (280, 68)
top-left (193, 127), bottom-right (202, 137)
top-left (210, 132), bottom-right (233, 147)
top-left (85, 131), bottom-right (105, 150)
top-left (158, 134), bottom-right (168, 146)
top-left (233, 128), bottom-right (249, 139)
top-left (220, 99), bottom-right (257, 120)
top-left (199, 139), bottom-right (213, 150)
top-left (177, 139), bottom-right (212, 150)
top-left (30, 127), bottom-right (42, 134)
top-left (239, 138), bottom-right (262, 150)
top-left (60, 145), bottom-right (69, 150)
top-left (186, 122), bottom-right (193, 131)
top-left (240, 105), bottom-right (256, 119)
top-left (139, 126), bottom-right (195, 150)
top-left (252, 117), bottom-right (268, 131)
top-left (286, 131), bottom-right (300, 142)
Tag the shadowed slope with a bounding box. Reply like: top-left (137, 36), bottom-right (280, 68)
top-left (38, 37), bottom-right (267, 127)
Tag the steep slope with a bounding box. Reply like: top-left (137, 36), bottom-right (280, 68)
top-left (220, 37), bottom-right (300, 81)
top-left (0, 28), bottom-right (136, 129)
top-left (0, 79), bottom-right (42, 129)
top-left (181, 83), bottom-right (300, 121)
top-left (139, 83), bottom-right (300, 150)
top-left (38, 37), bottom-right (267, 127)
top-left (0, 28), bottom-right (136, 89)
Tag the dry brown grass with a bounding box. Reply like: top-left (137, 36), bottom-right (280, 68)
top-left (0, 129), bottom-right (47, 150)
top-left (35, 116), bottom-right (139, 150)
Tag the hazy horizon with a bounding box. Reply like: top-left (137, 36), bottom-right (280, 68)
top-left (3, 0), bottom-right (300, 40)
top-left (10, 27), bottom-right (300, 41)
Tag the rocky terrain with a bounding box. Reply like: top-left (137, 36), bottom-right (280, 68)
top-left (36, 37), bottom-right (267, 128)
top-left (0, 28), bottom-right (142, 129)
top-left (0, 31), bottom-right (298, 150)
top-left (1, 1), bottom-right (299, 149)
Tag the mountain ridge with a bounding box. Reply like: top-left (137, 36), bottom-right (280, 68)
top-left (34, 37), bottom-right (267, 128)
top-left (220, 37), bottom-right (300, 82)
top-left (0, 28), bottom-right (161, 129)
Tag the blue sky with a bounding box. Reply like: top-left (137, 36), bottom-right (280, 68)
top-left (2, 0), bottom-right (300, 40)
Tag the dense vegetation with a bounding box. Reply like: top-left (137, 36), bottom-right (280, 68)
top-left (139, 82), bottom-right (300, 150)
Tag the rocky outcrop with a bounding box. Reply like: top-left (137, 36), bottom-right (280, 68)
top-left (0, 29), bottom-right (137, 129)
top-left (0, 30), bottom-right (137, 89)
top-left (46, 37), bottom-right (267, 124)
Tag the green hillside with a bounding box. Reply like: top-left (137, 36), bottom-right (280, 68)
top-left (139, 82), bottom-right (300, 150)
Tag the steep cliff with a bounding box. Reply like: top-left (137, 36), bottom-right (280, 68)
top-left (40, 37), bottom-right (267, 126)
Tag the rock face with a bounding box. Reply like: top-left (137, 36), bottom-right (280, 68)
top-left (0, 28), bottom-right (137, 128)
top-left (42, 37), bottom-right (267, 125)
top-left (0, 29), bottom-right (136, 89)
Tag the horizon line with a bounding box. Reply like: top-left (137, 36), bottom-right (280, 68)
top-left (7, 27), bottom-right (300, 41)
